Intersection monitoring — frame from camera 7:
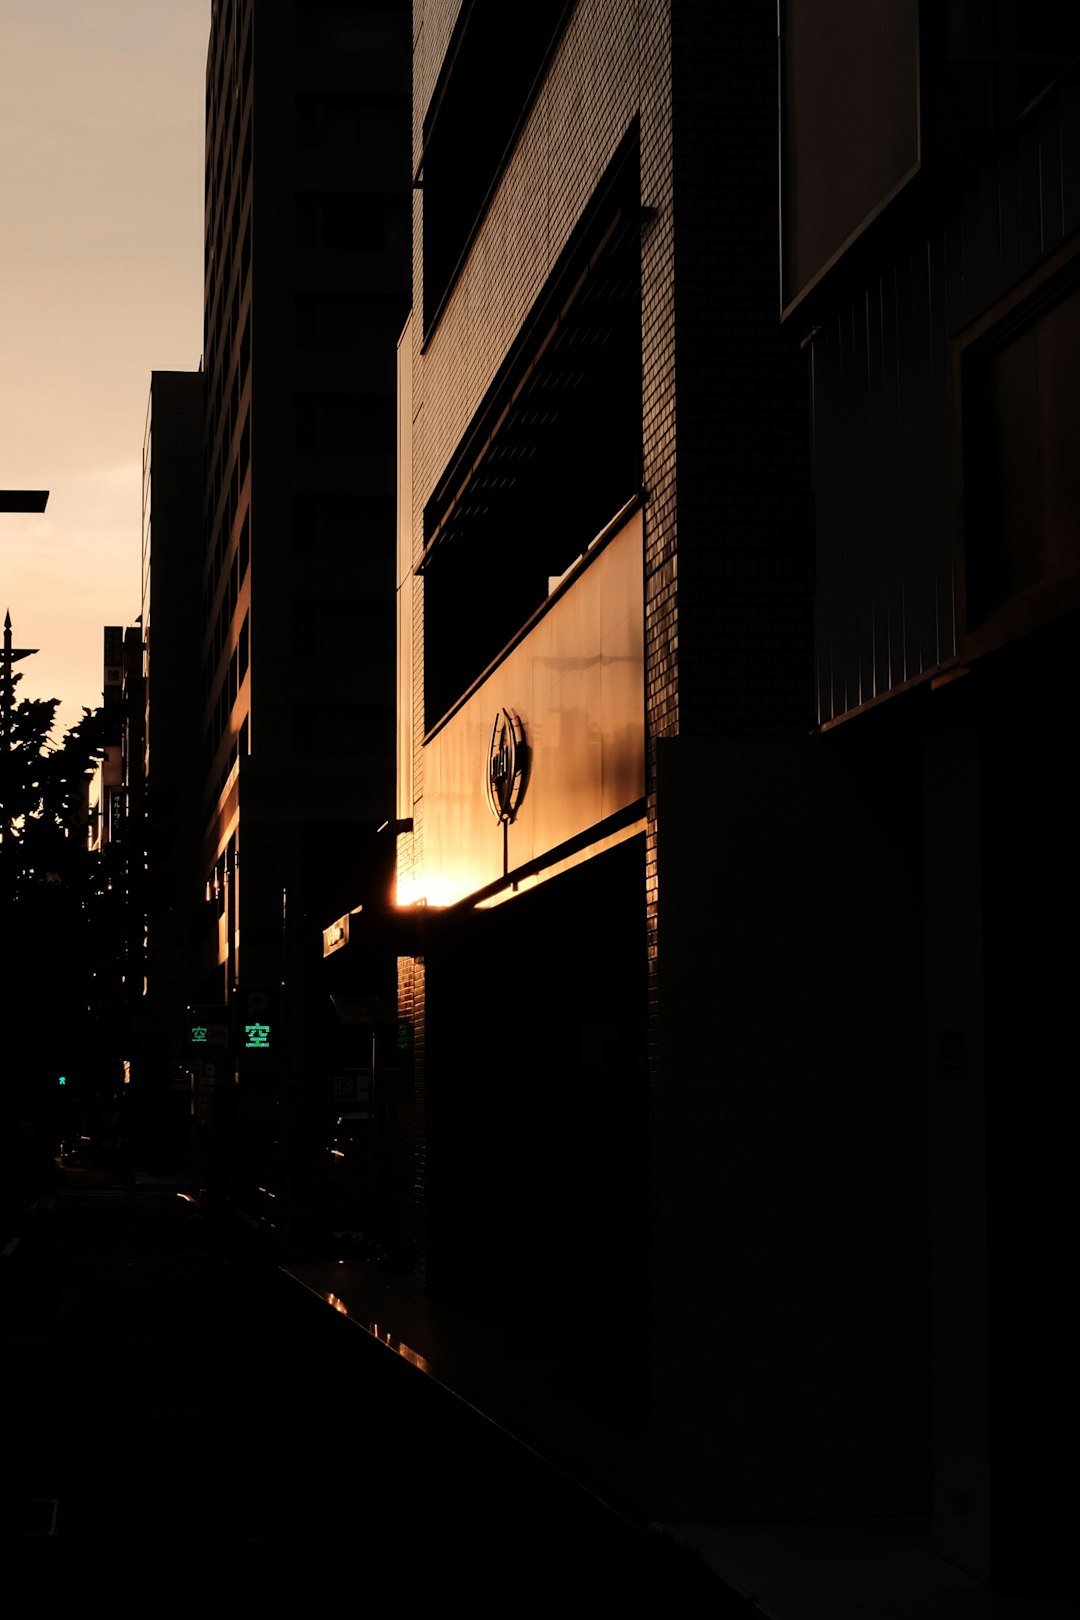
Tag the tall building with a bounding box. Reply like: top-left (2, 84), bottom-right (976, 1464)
top-left (365, 3), bottom-right (1079, 1593)
top-left (780, 4), bottom-right (1080, 1589)
top-left (137, 371), bottom-right (204, 1162)
top-left (193, 0), bottom-right (411, 1215)
top-left (88, 625), bottom-right (127, 860)
top-left (387, 0), bottom-right (863, 1527)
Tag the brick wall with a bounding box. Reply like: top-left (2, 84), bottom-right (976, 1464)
top-left (406, 2), bottom-right (813, 1428)
top-left (413, 0), bottom-right (648, 507)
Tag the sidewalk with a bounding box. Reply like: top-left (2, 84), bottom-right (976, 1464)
top-left (12, 1165), bottom-right (1070, 1614)
top-left (279, 1248), bottom-right (1077, 1620)
top-left (283, 1249), bottom-right (655, 1525)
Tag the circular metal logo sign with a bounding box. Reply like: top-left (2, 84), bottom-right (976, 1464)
top-left (485, 708), bottom-right (527, 823)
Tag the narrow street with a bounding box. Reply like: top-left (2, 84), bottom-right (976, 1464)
top-left (0, 1162), bottom-right (732, 1601)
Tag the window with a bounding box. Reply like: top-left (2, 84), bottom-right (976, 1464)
top-left (294, 293), bottom-right (405, 379)
top-left (295, 2), bottom-right (407, 56)
top-left (779, 0), bottom-right (920, 313)
top-left (294, 599), bottom-right (394, 660)
top-left (293, 494), bottom-right (395, 557)
top-left (293, 703), bottom-right (391, 758)
top-left (295, 193), bottom-right (406, 253)
top-left (420, 131), bottom-right (642, 728)
top-left (296, 94), bottom-right (408, 158)
top-left (959, 246), bottom-right (1080, 650)
top-left (420, 0), bottom-right (570, 330)
top-left (294, 393), bottom-right (394, 455)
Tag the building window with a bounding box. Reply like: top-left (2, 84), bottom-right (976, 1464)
top-left (293, 703), bottom-right (390, 758)
top-left (420, 0), bottom-right (570, 331)
top-left (293, 599), bottom-right (394, 661)
top-left (295, 93), bottom-right (408, 158)
top-left (295, 192), bottom-right (406, 253)
top-left (959, 245), bottom-right (1080, 651)
top-left (420, 131), bottom-right (642, 729)
top-left (295, 2), bottom-right (407, 56)
top-left (293, 493), bottom-right (395, 557)
top-left (779, 0), bottom-right (920, 313)
top-left (780, 2), bottom-right (1080, 318)
top-left (294, 392), bottom-right (395, 455)
top-left (293, 292), bottom-right (405, 376)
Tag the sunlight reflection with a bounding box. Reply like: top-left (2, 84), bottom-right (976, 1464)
top-left (325, 1300), bottom-right (430, 1373)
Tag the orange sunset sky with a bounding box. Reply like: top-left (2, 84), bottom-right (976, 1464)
top-left (1, 1), bottom-right (208, 738)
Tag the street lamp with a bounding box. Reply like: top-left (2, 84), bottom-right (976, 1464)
top-left (0, 490), bottom-right (48, 513)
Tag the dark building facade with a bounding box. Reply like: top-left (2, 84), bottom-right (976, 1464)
top-left (137, 371), bottom-right (204, 1162)
top-left (780, 2), bottom-right (1080, 1589)
top-left (83, 625), bottom-right (143, 1155)
top-left (192, 0), bottom-right (411, 1220)
top-left (393, 0), bottom-right (834, 1526)
top-left (380, 0), bottom-right (1078, 1588)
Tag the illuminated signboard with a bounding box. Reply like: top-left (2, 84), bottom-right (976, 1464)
top-left (234, 988), bottom-right (279, 1057)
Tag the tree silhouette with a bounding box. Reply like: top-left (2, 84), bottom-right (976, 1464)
top-left (0, 675), bottom-right (112, 1199)
top-left (0, 679), bottom-right (108, 896)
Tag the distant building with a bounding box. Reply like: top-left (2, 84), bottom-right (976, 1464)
top-left (88, 625), bottom-right (126, 858)
top-left (85, 622), bottom-right (142, 1151)
top-left (135, 371), bottom-right (204, 1160)
top-left (192, 0), bottom-right (411, 1215)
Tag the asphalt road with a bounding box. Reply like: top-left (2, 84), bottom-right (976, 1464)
top-left (0, 1164), bottom-right (738, 1603)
